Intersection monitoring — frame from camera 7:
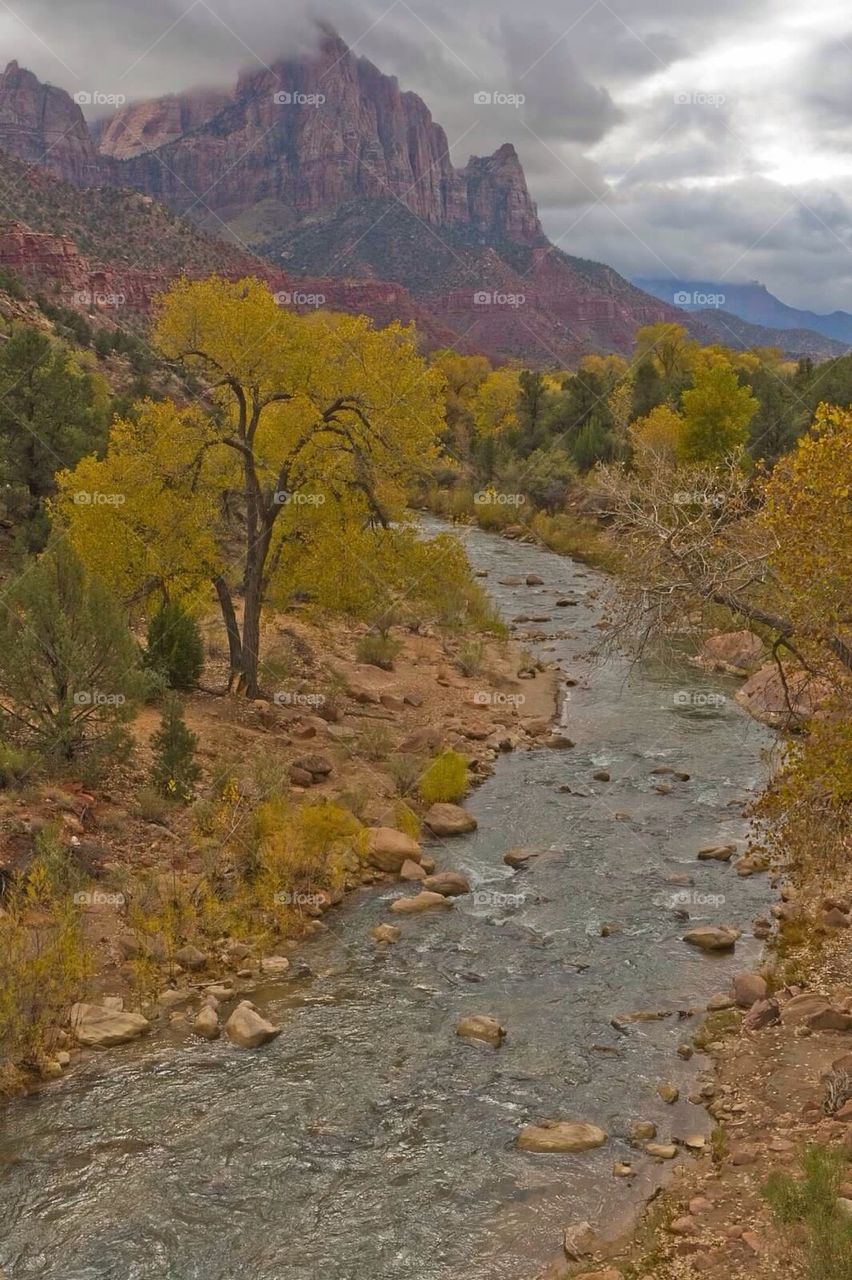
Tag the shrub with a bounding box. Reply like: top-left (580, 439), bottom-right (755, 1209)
top-left (418, 750), bottom-right (469, 804)
top-left (0, 743), bottom-right (37, 789)
top-left (243, 798), bottom-right (362, 915)
top-left (387, 752), bottom-right (425, 797)
top-left (258, 639), bottom-right (300, 689)
top-left (764, 1145), bottom-right (852, 1280)
top-left (0, 540), bottom-right (142, 762)
top-left (0, 843), bottom-right (93, 1075)
top-left (145, 602), bottom-right (204, 690)
top-left (457, 639), bottom-right (484, 676)
top-left (356, 633), bottom-right (402, 670)
top-left (136, 785), bottom-right (172, 824)
top-left (393, 800), bottom-right (421, 840)
top-left (358, 722), bottom-right (394, 762)
top-left (150, 697), bottom-right (201, 803)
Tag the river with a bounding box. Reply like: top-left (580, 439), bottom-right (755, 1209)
top-left (0, 520), bottom-right (772, 1280)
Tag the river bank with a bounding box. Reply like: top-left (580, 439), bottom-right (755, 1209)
top-left (0, 519), bottom-right (776, 1280)
top-left (1, 595), bottom-right (559, 1095)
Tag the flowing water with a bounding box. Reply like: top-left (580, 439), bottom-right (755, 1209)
top-left (0, 521), bottom-right (773, 1280)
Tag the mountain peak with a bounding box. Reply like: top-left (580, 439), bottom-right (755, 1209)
top-left (0, 59), bottom-right (100, 185)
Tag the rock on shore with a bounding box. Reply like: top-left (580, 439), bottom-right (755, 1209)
top-left (70, 1003), bottom-right (150, 1048)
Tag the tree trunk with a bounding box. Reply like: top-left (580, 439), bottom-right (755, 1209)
top-left (212, 576), bottom-right (243, 691)
top-left (239, 568), bottom-right (263, 698)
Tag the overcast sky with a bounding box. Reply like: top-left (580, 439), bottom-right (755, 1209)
top-left (3, 0), bottom-right (852, 311)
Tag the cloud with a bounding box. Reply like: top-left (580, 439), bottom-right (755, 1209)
top-left (547, 176), bottom-right (852, 312)
top-left (1, 0), bottom-right (850, 310)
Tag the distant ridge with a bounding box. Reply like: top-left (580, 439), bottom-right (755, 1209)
top-left (636, 277), bottom-right (852, 347)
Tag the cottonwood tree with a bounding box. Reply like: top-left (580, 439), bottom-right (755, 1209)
top-left (58, 277), bottom-right (445, 697)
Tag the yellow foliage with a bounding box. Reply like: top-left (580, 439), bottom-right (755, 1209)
top-left (0, 843), bottom-right (93, 1074)
top-left (472, 369), bottom-right (521, 437)
top-left (629, 404), bottom-right (685, 469)
top-left (418, 750), bottom-right (469, 804)
top-left (762, 404), bottom-right (852, 660)
top-left (54, 399), bottom-right (221, 612)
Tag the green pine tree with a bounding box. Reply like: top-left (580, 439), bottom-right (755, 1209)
top-left (150, 696), bottom-right (201, 803)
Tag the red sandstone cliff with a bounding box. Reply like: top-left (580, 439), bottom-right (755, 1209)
top-left (0, 31), bottom-right (529, 244)
top-left (0, 61), bottom-right (102, 186)
top-left (94, 88), bottom-right (231, 160)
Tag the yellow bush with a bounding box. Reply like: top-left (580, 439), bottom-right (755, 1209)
top-left (393, 800), bottom-right (421, 840)
top-left (0, 852), bottom-right (93, 1078)
top-left (418, 750), bottom-right (469, 804)
top-left (250, 797), bottom-right (362, 910)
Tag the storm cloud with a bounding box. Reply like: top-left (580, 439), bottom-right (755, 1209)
top-left (2, 0), bottom-right (851, 309)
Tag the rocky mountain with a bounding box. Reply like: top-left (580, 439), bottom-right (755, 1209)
top-left (95, 31), bottom-right (543, 244)
top-left (0, 60), bottom-right (102, 186)
top-left (637, 277), bottom-right (852, 347)
top-left (0, 38), bottom-right (837, 365)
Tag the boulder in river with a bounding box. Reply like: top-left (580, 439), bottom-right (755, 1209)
top-left (370, 923), bottom-right (401, 944)
top-left (389, 891), bottom-right (453, 914)
top-left (736, 664), bottom-right (831, 728)
top-left (562, 1221), bottom-right (597, 1260)
top-left (422, 871), bottom-right (470, 897)
top-left (224, 1001), bottom-right (282, 1049)
top-left (193, 1006), bottom-right (220, 1040)
top-left (365, 827), bottom-right (422, 872)
top-left (699, 630), bottom-right (765, 675)
top-left (456, 1015), bottom-right (506, 1047)
top-left (423, 803), bottom-right (477, 836)
top-left (503, 847), bottom-right (543, 869)
top-left (516, 1121), bottom-right (607, 1153)
top-left (683, 926), bottom-right (740, 951)
top-left (399, 859), bottom-right (426, 881)
top-left (697, 843), bottom-right (737, 862)
top-left (70, 1003), bottom-right (150, 1048)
